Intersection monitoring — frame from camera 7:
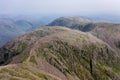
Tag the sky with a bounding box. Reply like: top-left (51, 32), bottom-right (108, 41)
top-left (0, 0), bottom-right (120, 16)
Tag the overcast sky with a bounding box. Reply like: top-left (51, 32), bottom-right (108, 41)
top-left (0, 0), bottom-right (120, 16)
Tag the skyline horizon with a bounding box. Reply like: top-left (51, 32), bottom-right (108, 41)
top-left (0, 0), bottom-right (120, 16)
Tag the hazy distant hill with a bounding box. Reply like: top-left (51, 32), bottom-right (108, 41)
top-left (0, 18), bottom-right (25, 46)
top-left (48, 16), bottom-right (91, 27)
top-left (89, 15), bottom-right (120, 24)
top-left (0, 27), bottom-right (119, 80)
top-left (0, 16), bottom-right (53, 47)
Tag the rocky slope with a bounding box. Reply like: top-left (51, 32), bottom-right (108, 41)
top-left (0, 27), bottom-right (120, 80)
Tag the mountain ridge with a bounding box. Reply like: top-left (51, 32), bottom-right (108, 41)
top-left (48, 16), bottom-right (120, 56)
top-left (0, 27), bottom-right (120, 80)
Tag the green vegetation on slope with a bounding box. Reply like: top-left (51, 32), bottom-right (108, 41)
top-left (36, 39), bottom-right (120, 80)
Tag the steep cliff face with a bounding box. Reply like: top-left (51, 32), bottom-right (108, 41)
top-left (0, 27), bottom-right (120, 80)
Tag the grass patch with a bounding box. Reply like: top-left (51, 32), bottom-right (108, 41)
top-left (29, 56), bottom-right (38, 65)
top-left (20, 66), bottom-right (58, 80)
top-left (0, 75), bottom-right (3, 79)
top-left (1, 68), bottom-right (36, 80)
top-left (10, 78), bottom-right (18, 80)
